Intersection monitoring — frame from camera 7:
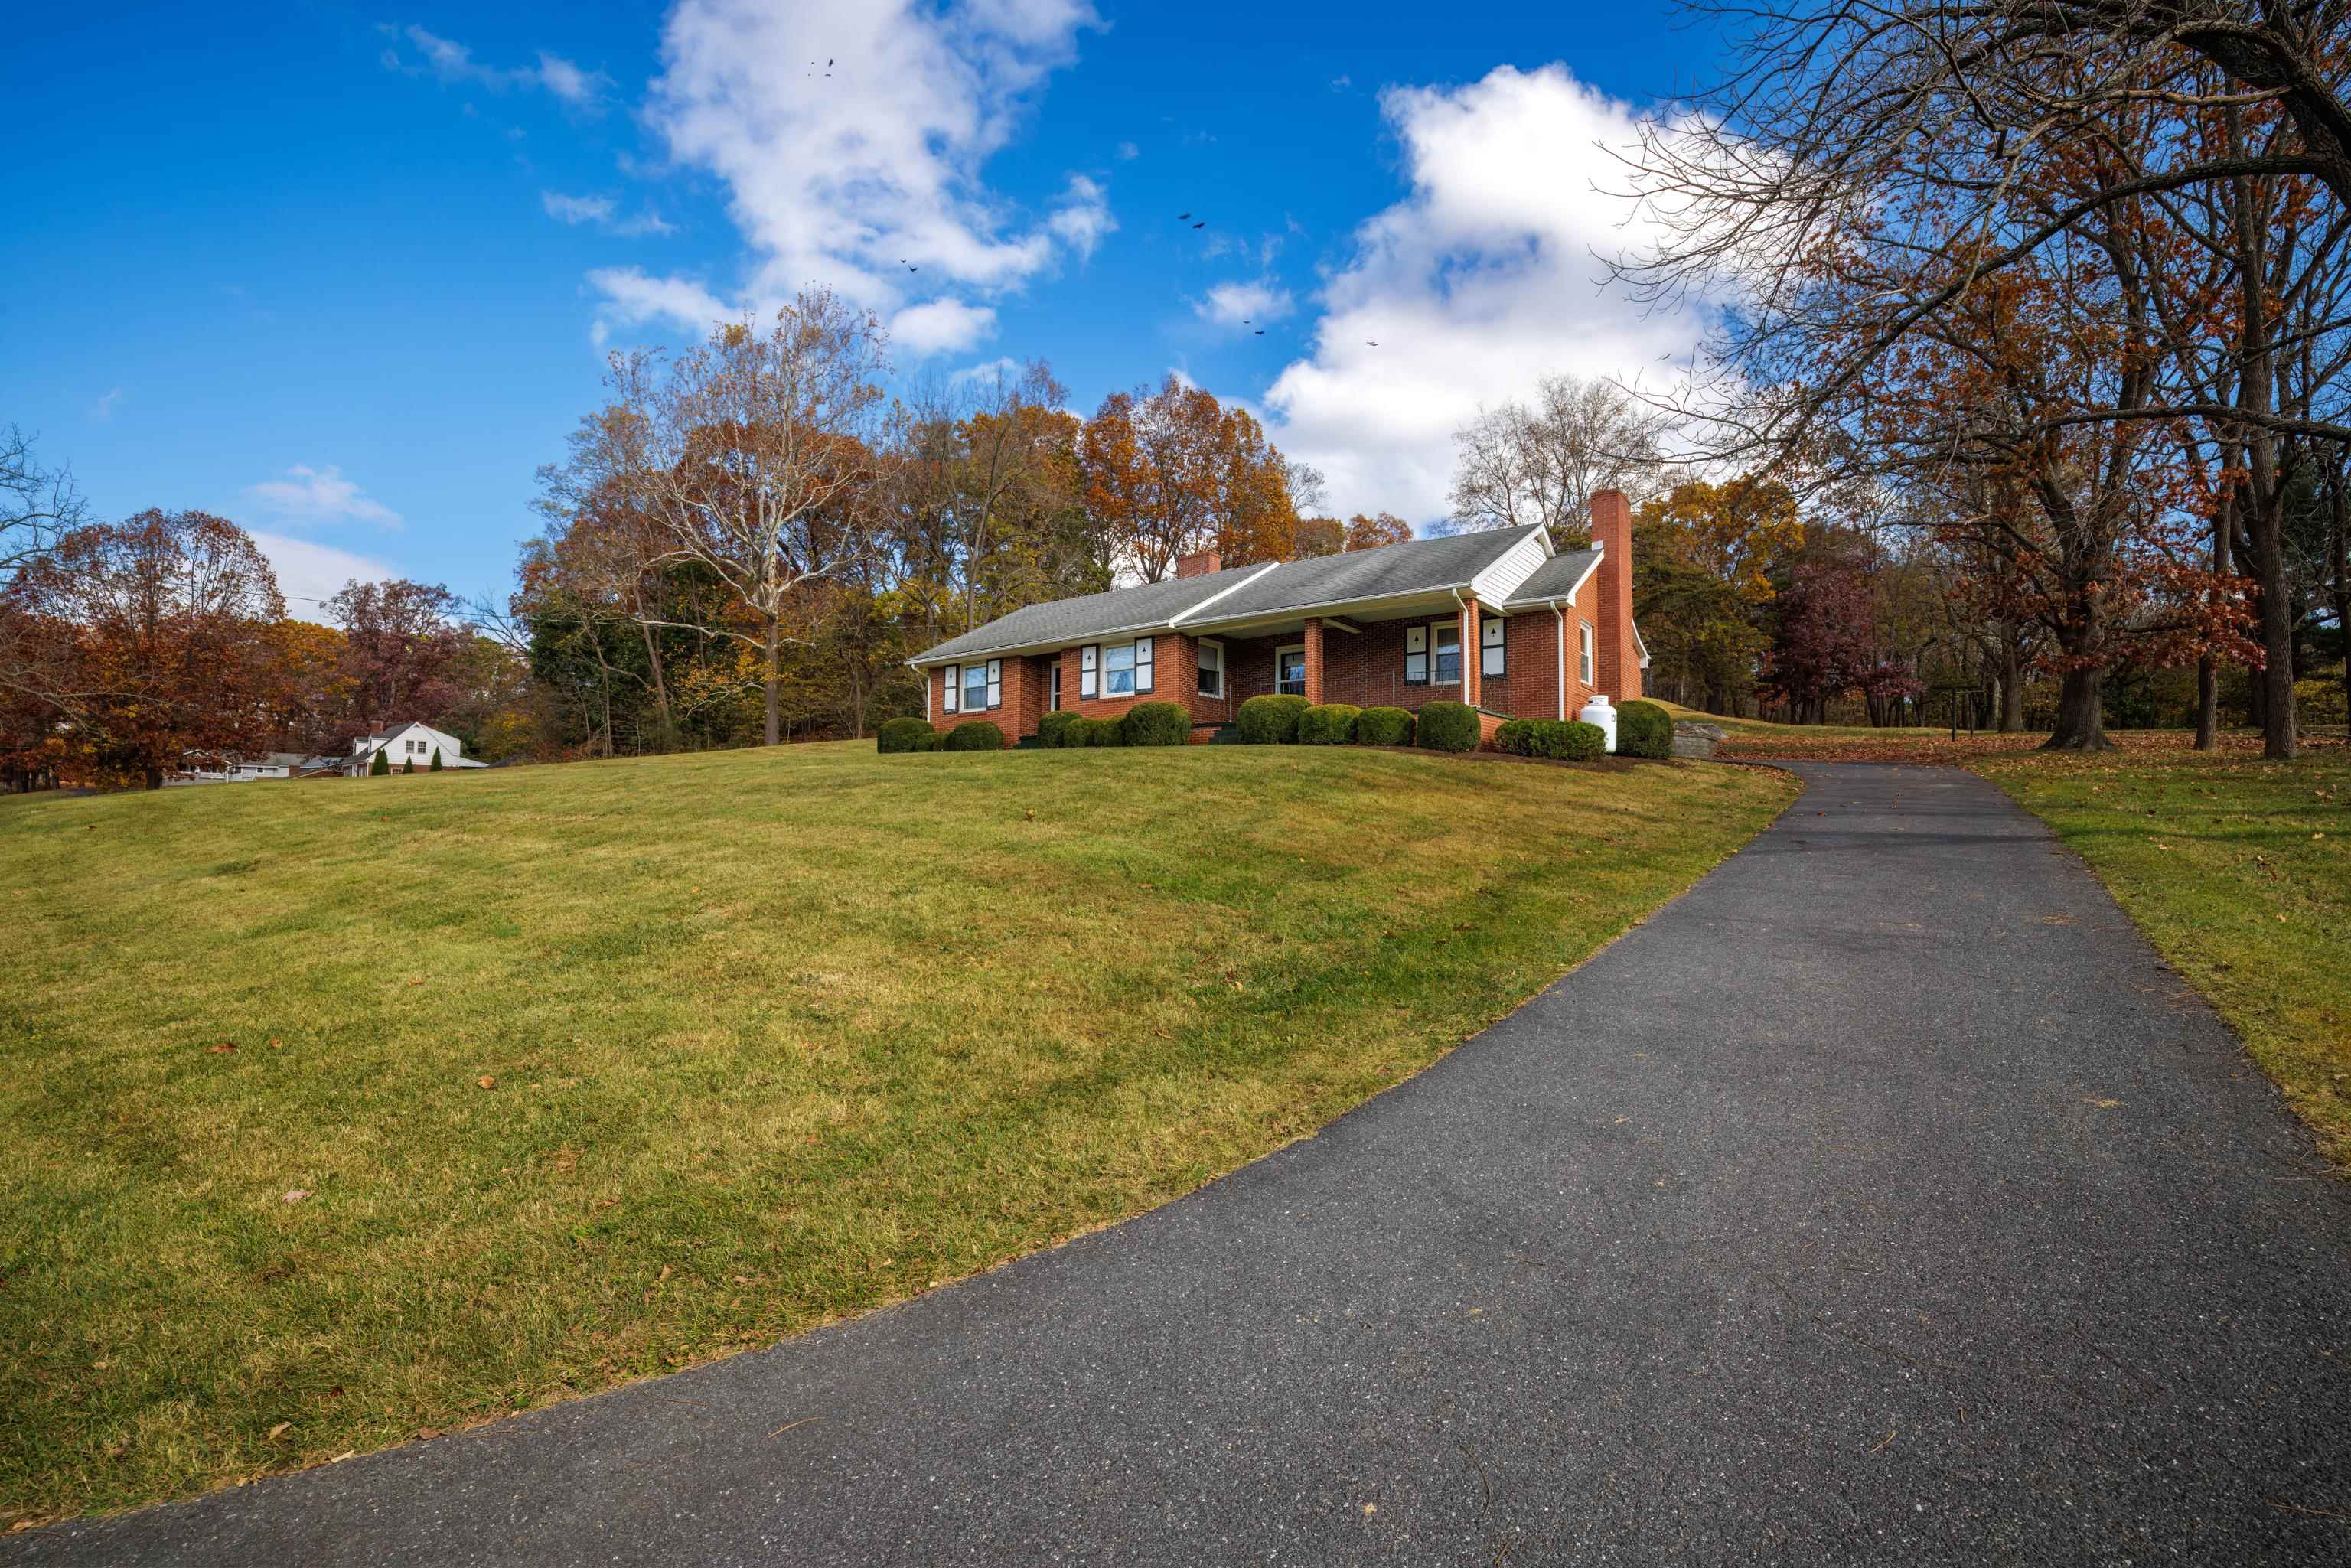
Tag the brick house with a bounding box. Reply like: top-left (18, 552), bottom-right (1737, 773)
top-left (910, 491), bottom-right (1650, 745)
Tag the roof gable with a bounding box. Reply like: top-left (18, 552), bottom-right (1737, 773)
top-left (1502, 546), bottom-right (1603, 606)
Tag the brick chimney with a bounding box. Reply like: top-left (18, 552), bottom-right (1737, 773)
top-left (1588, 489), bottom-right (1641, 700)
top-left (1175, 547), bottom-right (1221, 579)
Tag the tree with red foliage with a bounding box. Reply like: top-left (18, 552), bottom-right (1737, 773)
top-left (1760, 534), bottom-right (1925, 725)
top-left (14, 509), bottom-right (285, 787)
top-left (325, 578), bottom-right (468, 738)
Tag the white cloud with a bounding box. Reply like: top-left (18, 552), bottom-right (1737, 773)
top-left (948, 355), bottom-right (1019, 385)
top-left (890, 298), bottom-right (998, 356)
top-left (1047, 174), bottom-right (1115, 261)
top-left (1263, 64), bottom-right (1710, 523)
top-left (91, 387), bottom-right (124, 422)
top-left (582, 266), bottom-right (734, 338)
top-left (543, 191), bottom-right (616, 225)
top-left (543, 191), bottom-right (676, 236)
top-left (1196, 280), bottom-right (1294, 330)
top-left (606, 0), bottom-right (1105, 355)
top-left (390, 25), bottom-right (612, 109)
top-left (1116, 140), bottom-right (1140, 160)
top-left (248, 530), bottom-right (399, 611)
top-left (243, 465), bottom-right (401, 528)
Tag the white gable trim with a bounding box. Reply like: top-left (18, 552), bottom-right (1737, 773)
top-left (1166, 562), bottom-right (1280, 627)
top-left (1468, 527), bottom-right (1551, 605)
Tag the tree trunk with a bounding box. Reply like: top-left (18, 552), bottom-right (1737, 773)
top-left (2333, 475), bottom-right (2349, 735)
top-left (636, 611), bottom-right (674, 748)
top-left (1999, 642), bottom-right (2025, 732)
top-left (2043, 665), bottom-right (2113, 751)
top-left (2251, 499), bottom-right (2298, 759)
top-left (2196, 488), bottom-right (2233, 752)
top-left (762, 616), bottom-right (782, 748)
top-left (145, 766), bottom-right (165, 791)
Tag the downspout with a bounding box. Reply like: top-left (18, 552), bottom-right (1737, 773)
top-left (1553, 601), bottom-right (1566, 719)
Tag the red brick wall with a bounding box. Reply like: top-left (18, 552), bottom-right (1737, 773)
top-left (1590, 490), bottom-right (1643, 702)
top-left (930, 654), bottom-right (1048, 738)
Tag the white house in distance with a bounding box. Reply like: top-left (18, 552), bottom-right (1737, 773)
top-left (345, 721), bottom-right (486, 775)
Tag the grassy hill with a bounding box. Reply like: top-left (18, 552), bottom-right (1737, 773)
top-left (0, 740), bottom-right (1793, 1524)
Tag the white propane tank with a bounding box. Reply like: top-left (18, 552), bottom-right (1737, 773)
top-left (1578, 693), bottom-right (1618, 753)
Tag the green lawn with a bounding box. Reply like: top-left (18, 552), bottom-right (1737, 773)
top-left (1667, 702), bottom-right (2351, 1168)
top-left (0, 742), bottom-right (1793, 1524)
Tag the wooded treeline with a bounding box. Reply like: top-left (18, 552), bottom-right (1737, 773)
top-left (1605, 0), bottom-right (2351, 755)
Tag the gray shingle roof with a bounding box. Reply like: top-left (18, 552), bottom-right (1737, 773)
top-left (911, 526), bottom-right (1543, 666)
top-left (1502, 546), bottom-right (1601, 605)
top-left (1181, 526), bottom-right (1544, 625)
top-left (913, 562), bottom-right (1267, 666)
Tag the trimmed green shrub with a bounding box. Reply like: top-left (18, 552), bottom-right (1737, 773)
top-left (1120, 700), bottom-right (1190, 747)
top-left (1354, 706), bottom-right (1415, 747)
top-left (876, 717), bottom-right (934, 754)
top-left (915, 731), bottom-right (947, 752)
top-left (1296, 703), bottom-right (1361, 745)
top-left (429, 748), bottom-right (444, 772)
top-left (369, 748), bottom-right (390, 777)
top-left (1616, 699), bottom-right (1672, 759)
top-left (1035, 709), bottom-right (1081, 749)
top-left (1236, 693), bottom-right (1309, 744)
top-left (403, 757), bottom-right (416, 774)
top-left (944, 720), bottom-right (1006, 751)
top-left (1496, 719), bottom-right (1607, 761)
top-left (1416, 700), bottom-right (1479, 753)
top-left (1086, 716), bottom-right (1125, 747)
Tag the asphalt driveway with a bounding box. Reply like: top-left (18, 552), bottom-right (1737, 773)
top-left (14, 761), bottom-right (2350, 1566)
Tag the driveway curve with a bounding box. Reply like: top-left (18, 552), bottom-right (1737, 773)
top-left (14, 761), bottom-right (2351, 1566)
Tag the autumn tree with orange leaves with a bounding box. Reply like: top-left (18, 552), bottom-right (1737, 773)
top-left (1081, 374), bottom-right (1303, 580)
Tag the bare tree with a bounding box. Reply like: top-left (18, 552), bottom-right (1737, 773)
top-left (585, 292), bottom-right (890, 747)
top-left (2, 425), bottom-right (85, 583)
top-left (1443, 373), bottom-right (1675, 536)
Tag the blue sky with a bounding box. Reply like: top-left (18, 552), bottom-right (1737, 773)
top-left (5, 2), bottom-right (1718, 614)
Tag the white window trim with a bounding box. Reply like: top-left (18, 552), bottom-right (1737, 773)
top-left (1580, 621), bottom-right (1596, 686)
top-left (1275, 644), bottom-right (1306, 697)
top-left (1050, 660), bottom-right (1061, 710)
top-left (1196, 637), bottom-right (1224, 699)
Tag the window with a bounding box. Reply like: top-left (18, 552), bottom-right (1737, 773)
top-left (1277, 645), bottom-right (1306, 696)
top-left (1404, 624), bottom-right (1427, 685)
top-left (1197, 638), bottom-right (1224, 698)
top-left (964, 663), bottom-right (990, 712)
top-left (1079, 644), bottom-right (1099, 699)
top-left (1580, 622), bottom-right (1595, 686)
top-left (1481, 616), bottom-right (1506, 679)
top-left (1051, 660), bottom-right (1062, 709)
top-left (943, 665), bottom-right (960, 712)
top-left (1100, 638), bottom-right (1153, 697)
top-left (1432, 623), bottom-right (1462, 685)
